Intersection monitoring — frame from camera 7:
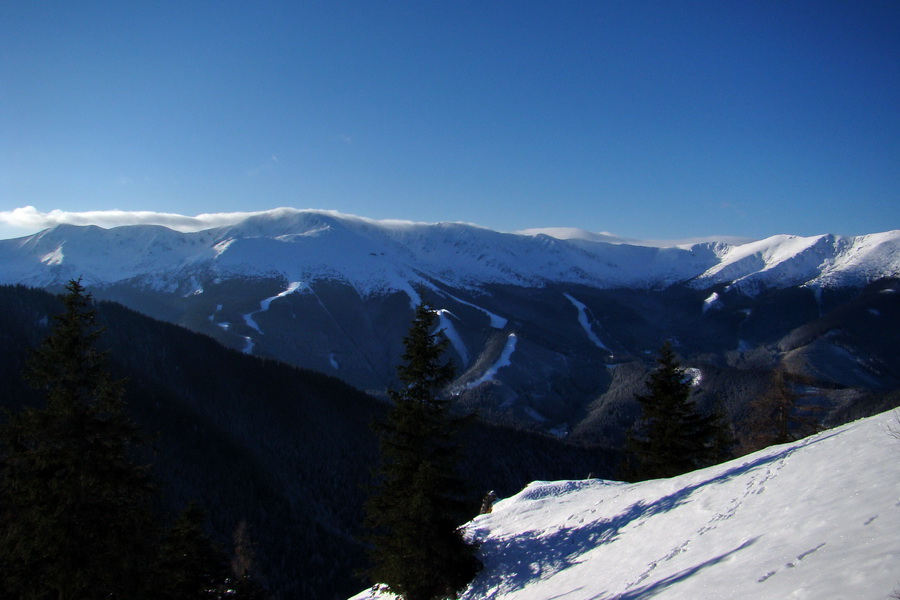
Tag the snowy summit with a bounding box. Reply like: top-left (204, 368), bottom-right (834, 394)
top-left (0, 208), bottom-right (898, 297)
top-left (352, 409), bottom-right (900, 600)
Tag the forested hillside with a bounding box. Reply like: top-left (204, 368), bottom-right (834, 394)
top-left (2, 214), bottom-right (898, 443)
top-left (0, 284), bottom-right (605, 599)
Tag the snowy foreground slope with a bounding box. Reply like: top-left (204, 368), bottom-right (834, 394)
top-left (353, 410), bottom-right (900, 600)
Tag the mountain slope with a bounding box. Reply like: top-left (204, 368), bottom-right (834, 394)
top-left (353, 409), bottom-right (900, 600)
top-left (1, 208), bottom-right (898, 439)
top-left (691, 231), bottom-right (900, 294)
top-left (0, 284), bottom-right (605, 600)
top-left (1, 208), bottom-right (898, 295)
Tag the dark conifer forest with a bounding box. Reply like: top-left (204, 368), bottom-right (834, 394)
top-left (0, 284), bottom-right (604, 599)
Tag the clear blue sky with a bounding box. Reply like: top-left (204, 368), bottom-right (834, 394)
top-left (1, 1), bottom-right (898, 240)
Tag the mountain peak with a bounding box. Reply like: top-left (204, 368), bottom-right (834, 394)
top-left (0, 210), bottom-right (898, 295)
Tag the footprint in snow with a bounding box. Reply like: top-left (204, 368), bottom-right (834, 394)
top-left (796, 542), bottom-right (825, 561)
top-left (757, 570), bottom-right (777, 583)
top-left (863, 515), bottom-right (878, 525)
top-left (630, 560), bottom-right (659, 587)
top-left (757, 543), bottom-right (826, 583)
top-left (663, 540), bottom-right (690, 561)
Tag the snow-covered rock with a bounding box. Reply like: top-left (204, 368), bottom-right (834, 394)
top-left (352, 409), bottom-right (900, 600)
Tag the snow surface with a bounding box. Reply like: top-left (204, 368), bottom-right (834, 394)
top-left (692, 231), bottom-right (900, 294)
top-left (0, 209), bottom-right (897, 296)
top-left (517, 228), bottom-right (755, 248)
top-left (682, 367), bottom-right (702, 387)
top-left (435, 309), bottom-right (470, 366)
top-left (352, 410), bottom-right (900, 600)
top-left (243, 281), bottom-right (305, 333)
top-left (467, 334), bottom-right (518, 389)
top-left (564, 293), bottom-right (611, 352)
top-left (702, 292), bottom-right (722, 314)
top-left (433, 288), bottom-right (508, 329)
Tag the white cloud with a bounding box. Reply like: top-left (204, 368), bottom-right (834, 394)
top-left (0, 206), bottom-right (275, 235)
top-left (516, 226), bottom-right (757, 248)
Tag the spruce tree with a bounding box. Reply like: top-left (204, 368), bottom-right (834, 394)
top-left (363, 303), bottom-right (481, 600)
top-left (0, 279), bottom-right (157, 599)
top-left (156, 503), bottom-right (230, 600)
top-left (624, 341), bottom-right (719, 481)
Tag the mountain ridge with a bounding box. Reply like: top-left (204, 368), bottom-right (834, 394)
top-left (1, 208), bottom-right (897, 441)
top-left (1, 208), bottom-right (897, 297)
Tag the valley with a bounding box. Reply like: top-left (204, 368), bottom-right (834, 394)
top-left (0, 209), bottom-right (897, 598)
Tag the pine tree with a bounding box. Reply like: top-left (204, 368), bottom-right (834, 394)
top-left (623, 341), bottom-right (719, 481)
top-left (363, 303), bottom-right (481, 600)
top-left (0, 279), bottom-right (158, 599)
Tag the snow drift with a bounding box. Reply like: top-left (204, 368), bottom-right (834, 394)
top-left (353, 409), bottom-right (900, 599)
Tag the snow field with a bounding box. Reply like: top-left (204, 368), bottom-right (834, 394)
top-left (352, 409), bottom-right (900, 600)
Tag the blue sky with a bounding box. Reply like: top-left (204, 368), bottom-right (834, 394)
top-left (1, 1), bottom-right (898, 241)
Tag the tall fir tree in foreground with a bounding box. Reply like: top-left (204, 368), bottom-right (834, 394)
top-left (623, 341), bottom-right (727, 481)
top-left (0, 279), bottom-right (158, 599)
top-left (363, 303), bottom-right (481, 600)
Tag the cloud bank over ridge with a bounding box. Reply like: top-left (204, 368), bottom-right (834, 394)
top-left (0, 205), bottom-right (757, 247)
top-left (0, 206), bottom-right (278, 237)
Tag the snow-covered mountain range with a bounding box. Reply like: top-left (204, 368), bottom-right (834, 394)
top-left (1, 208), bottom-right (897, 294)
top-left (1, 208), bottom-right (898, 441)
top-left (352, 408), bottom-right (900, 600)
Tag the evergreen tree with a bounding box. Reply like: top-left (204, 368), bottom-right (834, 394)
top-left (156, 503), bottom-right (230, 600)
top-left (0, 279), bottom-right (158, 599)
top-left (623, 341), bottom-right (720, 481)
top-left (363, 303), bottom-right (481, 600)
